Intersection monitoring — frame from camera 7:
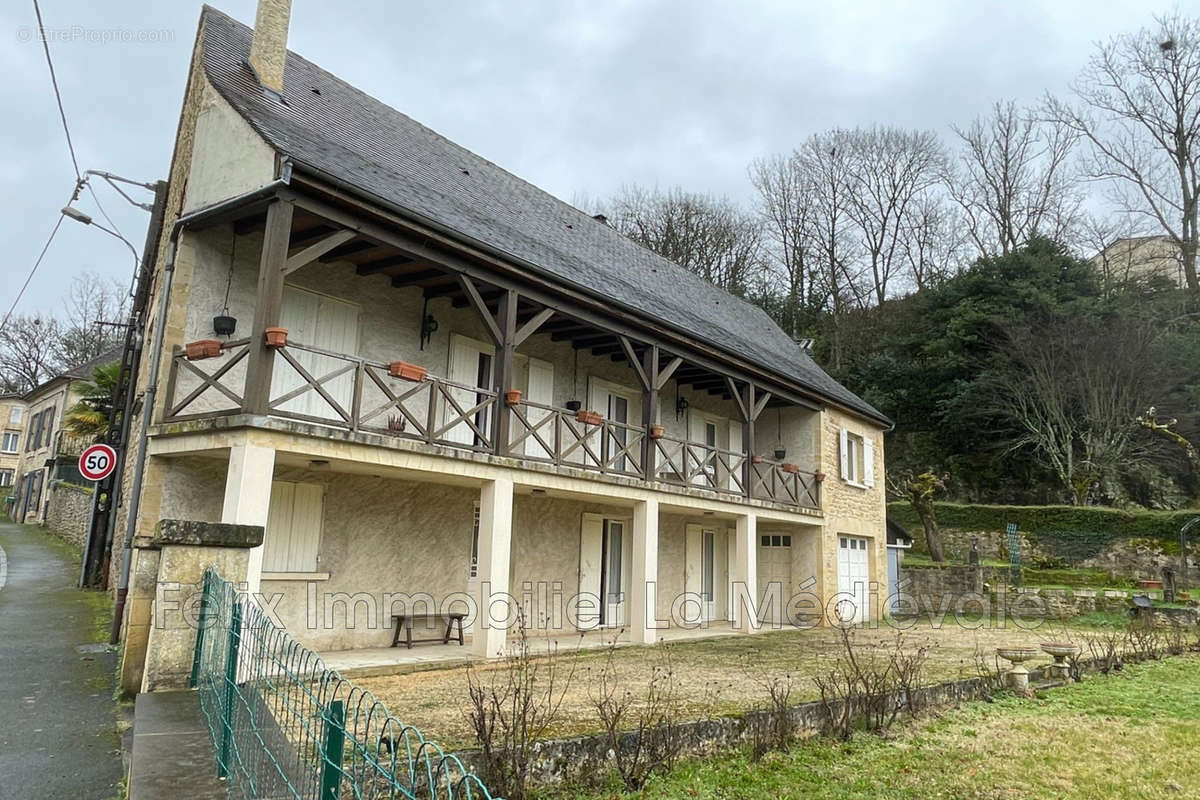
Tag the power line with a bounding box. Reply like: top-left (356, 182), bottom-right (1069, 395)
top-left (0, 215), bottom-right (66, 334)
top-left (33, 0), bottom-right (80, 181)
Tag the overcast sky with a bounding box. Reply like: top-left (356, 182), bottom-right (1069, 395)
top-left (1, 0), bottom-right (1194, 318)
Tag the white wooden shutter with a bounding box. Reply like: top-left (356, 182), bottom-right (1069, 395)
top-left (684, 524), bottom-right (703, 596)
top-left (578, 514), bottom-right (604, 630)
top-left (839, 428), bottom-right (850, 481)
top-left (726, 528), bottom-right (737, 622)
top-left (313, 294), bottom-right (360, 419)
top-left (264, 481), bottom-right (324, 572)
top-left (273, 288), bottom-right (320, 416)
top-left (524, 358), bottom-right (554, 459)
top-left (727, 420), bottom-right (743, 492)
top-left (863, 438), bottom-right (876, 487)
top-left (275, 287), bottom-right (359, 420)
top-left (446, 334), bottom-right (493, 445)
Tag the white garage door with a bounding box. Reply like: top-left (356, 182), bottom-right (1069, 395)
top-left (757, 533), bottom-right (792, 624)
top-left (837, 536), bottom-right (870, 624)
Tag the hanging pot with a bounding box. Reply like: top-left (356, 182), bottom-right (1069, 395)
top-left (565, 399), bottom-right (582, 412)
top-left (773, 447), bottom-right (787, 460)
top-left (212, 314), bottom-right (237, 336)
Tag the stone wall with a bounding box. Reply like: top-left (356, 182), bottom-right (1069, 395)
top-left (44, 481), bottom-right (93, 550)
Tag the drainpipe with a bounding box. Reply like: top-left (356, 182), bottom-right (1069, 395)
top-left (109, 166), bottom-right (293, 645)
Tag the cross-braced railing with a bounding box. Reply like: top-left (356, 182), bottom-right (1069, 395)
top-left (507, 401), bottom-right (645, 478)
top-left (651, 434), bottom-right (747, 496)
top-left (164, 338), bottom-right (253, 420)
top-left (192, 568), bottom-right (496, 800)
top-left (750, 458), bottom-right (821, 509)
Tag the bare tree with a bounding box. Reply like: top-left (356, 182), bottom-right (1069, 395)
top-left (797, 131), bottom-right (867, 316)
top-left (749, 153), bottom-right (816, 337)
top-left (991, 317), bottom-right (1162, 504)
top-left (54, 271), bottom-right (128, 370)
top-left (602, 186), bottom-right (765, 296)
top-left (1078, 213), bottom-right (1158, 289)
top-left (844, 127), bottom-right (947, 305)
top-left (946, 101), bottom-right (1081, 257)
top-left (1047, 12), bottom-right (1200, 291)
top-left (0, 314), bottom-right (60, 393)
top-left (899, 192), bottom-right (965, 290)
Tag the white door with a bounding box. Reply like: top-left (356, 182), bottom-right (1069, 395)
top-left (587, 378), bottom-right (639, 470)
top-left (688, 413), bottom-right (720, 487)
top-left (837, 536), bottom-right (871, 624)
top-left (274, 286), bottom-right (360, 420)
top-left (756, 533), bottom-right (792, 624)
top-left (264, 481), bottom-right (324, 573)
top-left (446, 334), bottom-right (494, 446)
top-left (686, 525), bottom-right (722, 622)
top-left (522, 357), bottom-right (554, 459)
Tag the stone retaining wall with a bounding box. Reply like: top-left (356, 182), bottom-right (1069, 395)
top-left (43, 481), bottom-right (92, 550)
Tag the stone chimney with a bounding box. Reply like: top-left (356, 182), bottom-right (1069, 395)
top-left (247, 0), bottom-right (292, 94)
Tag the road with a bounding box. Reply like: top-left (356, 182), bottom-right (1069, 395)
top-left (0, 523), bottom-right (121, 800)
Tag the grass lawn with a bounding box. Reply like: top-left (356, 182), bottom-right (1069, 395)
top-left (554, 652), bottom-right (1200, 799)
top-left (359, 618), bottom-right (1107, 750)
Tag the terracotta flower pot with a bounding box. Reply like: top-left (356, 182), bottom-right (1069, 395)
top-left (649, 424), bottom-right (665, 439)
top-left (1138, 579), bottom-right (1164, 590)
top-left (185, 339), bottom-right (223, 360)
top-left (576, 409), bottom-right (603, 425)
top-left (813, 471), bottom-right (826, 482)
top-left (751, 454), bottom-right (764, 464)
top-left (388, 361), bottom-right (428, 382)
top-left (264, 327), bottom-right (288, 348)
top-left (505, 389), bottom-right (523, 406)
top-left (781, 462), bottom-right (800, 474)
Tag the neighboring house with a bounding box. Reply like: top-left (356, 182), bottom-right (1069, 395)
top-left (1091, 235), bottom-right (1187, 288)
top-left (0, 393), bottom-right (26, 496)
top-left (10, 350), bottom-right (118, 525)
top-left (116, 2), bottom-right (892, 667)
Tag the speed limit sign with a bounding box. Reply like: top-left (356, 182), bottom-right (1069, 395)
top-left (79, 443), bottom-right (118, 482)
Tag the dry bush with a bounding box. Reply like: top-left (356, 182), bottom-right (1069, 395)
top-left (463, 621), bottom-right (579, 800)
top-left (970, 638), bottom-right (1005, 693)
top-left (1083, 629), bottom-right (1124, 674)
top-left (589, 639), bottom-right (684, 791)
top-left (1164, 623), bottom-right (1187, 657)
top-left (813, 628), bottom-right (931, 741)
top-left (745, 659), bottom-right (796, 759)
top-left (1125, 619), bottom-right (1164, 661)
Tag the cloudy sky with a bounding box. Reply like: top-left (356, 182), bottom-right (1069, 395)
top-left (0, 0), bottom-right (1192, 317)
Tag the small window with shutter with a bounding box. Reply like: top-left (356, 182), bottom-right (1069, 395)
top-left (839, 428), bottom-right (874, 487)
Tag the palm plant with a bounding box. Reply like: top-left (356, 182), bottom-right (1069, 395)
top-left (63, 361), bottom-right (119, 437)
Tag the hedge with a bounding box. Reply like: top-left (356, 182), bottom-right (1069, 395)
top-left (888, 502), bottom-right (1200, 563)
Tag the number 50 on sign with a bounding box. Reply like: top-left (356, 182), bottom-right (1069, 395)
top-left (79, 443), bottom-right (118, 482)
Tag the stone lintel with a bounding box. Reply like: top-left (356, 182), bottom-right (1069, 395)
top-left (152, 518), bottom-right (264, 549)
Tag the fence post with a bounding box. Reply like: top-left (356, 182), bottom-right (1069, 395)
top-left (218, 599), bottom-right (242, 779)
top-left (188, 569), bottom-right (212, 688)
top-left (319, 699), bottom-right (346, 800)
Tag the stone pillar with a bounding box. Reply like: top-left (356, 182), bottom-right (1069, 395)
top-left (629, 497), bottom-right (662, 645)
top-left (138, 519), bottom-right (264, 692)
top-left (732, 513), bottom-right (759, 632)
top-left (472, 477), bottom-right (513, 659)
top-left (221, 442), bottom-right (276, 595)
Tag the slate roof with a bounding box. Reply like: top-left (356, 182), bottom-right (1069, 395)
top-left (197, 7), bottom-right (887, 425)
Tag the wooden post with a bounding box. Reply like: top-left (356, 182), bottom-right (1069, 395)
top-left (242, 199), bottom-right (294, 415)
top-left (493, 289), bottom-right (518, 455)
top-left (742, 383), bottom-right (755, 500)
top-left (641, 344), bottom-right (659, 482)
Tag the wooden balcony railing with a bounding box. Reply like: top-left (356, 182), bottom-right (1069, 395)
top-left (163, 339), bottom-right (821, 511)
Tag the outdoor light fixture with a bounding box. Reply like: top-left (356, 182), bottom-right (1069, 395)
top-left (420, 313), bottom-right (439, 349)
top-left (676, 395), bottom-right (689, 419)
top-left (61, 206), bottom-right (93, 225)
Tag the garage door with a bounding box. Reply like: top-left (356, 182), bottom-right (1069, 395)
top-left (757, 533), bottom-right (792, 624)
top-left (837, 536), bottom-right (870, 624)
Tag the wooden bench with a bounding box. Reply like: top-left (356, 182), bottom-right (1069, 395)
top-left (390, 612), bottom-right (466, 649)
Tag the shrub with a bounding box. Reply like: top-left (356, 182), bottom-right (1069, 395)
top-left (813, 628), bottom-right (930, 740)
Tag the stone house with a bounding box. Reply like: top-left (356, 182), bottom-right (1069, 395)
top-left (9, 350), bottom-right (118, 526)
top-left (0, 393), bottom-right (26, 496)
top-left (115, 1), bottom-right (892, 676)
top-left (1091, 235), bottom-right (1188, 288)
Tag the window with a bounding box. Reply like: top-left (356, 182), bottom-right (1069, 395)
top-left (9, 406), bottom-right (22, 425)
top-left (1, 432), bottom-right (17, 453)
top-left (839, 428), bottom-right (874, 487)
top-left (469, 502), bottom-right (481, 578)
top-left (0, 469), bottom-right (12, 487)
top-left (263, 481), bottom-right (324, 572)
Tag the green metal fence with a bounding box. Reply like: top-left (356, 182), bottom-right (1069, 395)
top-left (191, 567), bottom-right (496, 800)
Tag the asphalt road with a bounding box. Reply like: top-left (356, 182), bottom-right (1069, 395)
top-left (0, 523), bottom-right (121, 800)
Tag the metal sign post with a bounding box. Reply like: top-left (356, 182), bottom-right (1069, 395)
top-left (77, 444), bottom-right (119, 587)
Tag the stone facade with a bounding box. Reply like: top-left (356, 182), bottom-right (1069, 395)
top-left (43, 481), bottom-right (93, 550)
top-left (0, 394), bottom-right (25, 496)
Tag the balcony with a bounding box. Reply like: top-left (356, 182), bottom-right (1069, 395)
top-left (162, 336), bottom-right (822, 512)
